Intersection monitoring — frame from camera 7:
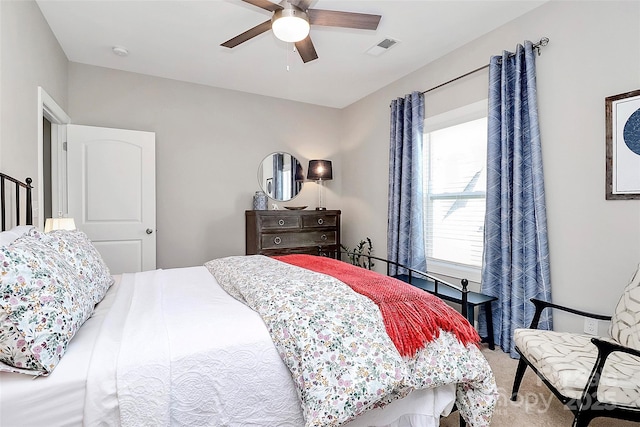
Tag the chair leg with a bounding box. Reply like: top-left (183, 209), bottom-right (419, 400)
top-left (572, 411), bottom-right (593, 427)
top-left (572, 402), bottom-right (598, 427)
top-left (511, 358), bottom-right (528, 401)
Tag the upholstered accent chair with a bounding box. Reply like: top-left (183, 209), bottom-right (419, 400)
top-left (511, 263), bottom-right (640, 426)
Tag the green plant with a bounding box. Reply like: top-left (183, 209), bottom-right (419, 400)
top-left (341, 237), bottom-right (374, 270)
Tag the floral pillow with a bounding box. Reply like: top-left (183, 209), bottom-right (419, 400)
top-left (0, 234), bottom-right (95, 375)
top-left (28, 229), bottom-right (114, 305)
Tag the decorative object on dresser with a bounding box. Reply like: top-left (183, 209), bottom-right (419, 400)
top-left (257, 152), bottom-right (304, 202)
top-left (252, 190), bottom-right (268, 210)
top-left (306, 159), bottom-right (332, 210)
top-left (246, 209), bottom-right (340, 258)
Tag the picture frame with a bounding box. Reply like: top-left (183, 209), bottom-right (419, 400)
top-left (606, 89), bottom-right (640, 199)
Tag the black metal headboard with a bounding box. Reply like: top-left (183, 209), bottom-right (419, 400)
top-left (0, 173), bottom-right (33, 231)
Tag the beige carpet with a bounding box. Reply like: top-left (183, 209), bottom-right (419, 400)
top-left (440, 344), bottom-right (639, 426)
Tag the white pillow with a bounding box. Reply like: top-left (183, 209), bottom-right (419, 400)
top-left (0, 225), bottom-right (35, 247)
top-left (609, 263), bottom-right (640, 351)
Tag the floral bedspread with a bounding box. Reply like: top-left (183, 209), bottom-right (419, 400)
top-left (205, 255), bottom-right (497, 427)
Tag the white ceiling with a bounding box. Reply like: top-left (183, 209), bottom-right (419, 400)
top-left (36, 0), bottom-right (547, 109)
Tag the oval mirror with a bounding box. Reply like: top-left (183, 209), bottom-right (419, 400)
top-left (257, 152), bottom-right (304, 201)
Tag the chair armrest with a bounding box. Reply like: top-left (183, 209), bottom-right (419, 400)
top-left (579, 338), bottom-right (640, 408)
top-left (591, 337), bottom-right (640, 360)
top-left (528, 298), bottom-right (611, 329)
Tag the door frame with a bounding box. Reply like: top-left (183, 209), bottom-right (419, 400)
top-left (37, 86), bottom-right (70, 229)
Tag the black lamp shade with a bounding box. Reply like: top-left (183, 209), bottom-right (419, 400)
top-left (307, 160), bottom-right (333, 181)
top-left (295, 162), bottom-right (305, 181)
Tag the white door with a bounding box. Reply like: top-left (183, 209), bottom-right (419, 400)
top-left (67, 125), bottom-right (156, 274)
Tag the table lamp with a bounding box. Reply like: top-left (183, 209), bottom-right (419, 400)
top-left (44, 216), bottom-right (76, 233)
top-left (307, 159), bottom-right (332, 210)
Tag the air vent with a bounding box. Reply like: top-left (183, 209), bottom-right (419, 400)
top-left (365, 38), bottom-right (399, 56)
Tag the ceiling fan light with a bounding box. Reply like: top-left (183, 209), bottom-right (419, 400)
top-left (272, 8), bottom-right (310, 43)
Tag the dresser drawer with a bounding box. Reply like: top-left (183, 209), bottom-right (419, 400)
top-left (246, 209), bottom-right (340, 258)
top-left (261, 231), bottom-right (337, 250)
top-left (301, 214), bottom-right (338, 228)
top-left (260, 215), bottom-right (301, 230)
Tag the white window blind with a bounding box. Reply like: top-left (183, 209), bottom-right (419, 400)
top-left (423, 101), bottom-right (487, 271)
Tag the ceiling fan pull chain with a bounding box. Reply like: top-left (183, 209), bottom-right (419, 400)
top-left (286, 43), bottom-right (297, 72)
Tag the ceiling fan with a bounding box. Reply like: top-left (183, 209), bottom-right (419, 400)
top-left (221, 0), bottom-right (382, 63)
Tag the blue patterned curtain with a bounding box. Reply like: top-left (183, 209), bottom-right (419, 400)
top-left (480, 41), bottom-right (553, 357)
top-left (387, 91), bottom-right (426, 275)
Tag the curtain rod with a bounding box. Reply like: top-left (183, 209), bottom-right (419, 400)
top-left (421, 37), bottom-right (549, 95)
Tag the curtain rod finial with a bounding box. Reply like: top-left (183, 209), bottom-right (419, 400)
top-left (534, 37), bottom-right (549, 56)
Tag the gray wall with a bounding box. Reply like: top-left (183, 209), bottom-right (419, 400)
top-left (0, 0), bottom-right (68, 212)
top-left (67, 63), bottom-right (343, 267)
top-left (3, 0), bottom-right (640, 333)
top-left (341, 0), bottom-right (640, 333)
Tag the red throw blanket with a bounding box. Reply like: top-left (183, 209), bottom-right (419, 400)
top-left (274, 254), bottom-right (480, 357)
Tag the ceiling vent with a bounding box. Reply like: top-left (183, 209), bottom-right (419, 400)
top-left (365, 38), bottom-right (399, 56)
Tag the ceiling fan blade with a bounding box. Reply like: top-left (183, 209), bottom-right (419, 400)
top-left (288, 0), bottom-right (314, 11)
top-left (221, 20), bottom-right (273, 48)
top-left (308, 9), bottom-right (381, 30)
top-left (241, 0), bottom-right (283, 12)
top-left (295, 36), bottom-right (318, 63)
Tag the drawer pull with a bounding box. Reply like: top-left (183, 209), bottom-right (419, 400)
top-left (278, 219), bottom-right (285, 226)
top-left (274, 236), bottom-right (282, 245)
top-left (321, 234), bottom-right (327, 241)
top-left (317, 218), bottom-right (324, 225)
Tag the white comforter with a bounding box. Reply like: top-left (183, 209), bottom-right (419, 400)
top-left (82, 266), bottom-right (456, 427)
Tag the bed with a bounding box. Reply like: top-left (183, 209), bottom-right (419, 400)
top-left (0, 172), bottom-right (33, 232)
top-left (0, 174), bottom-right (497, 427)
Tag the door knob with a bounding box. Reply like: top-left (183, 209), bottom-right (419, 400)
top-left (146, 228), bottom-right (154, 234)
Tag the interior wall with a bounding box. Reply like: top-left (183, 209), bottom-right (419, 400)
top-left (341, 0), bottom-right (640, 333)
top-left (4, 0), bottom-right (639, 335)
top-left (0, 0), bottom-right (68, 222)
top-left (67, 63), bottom-right (343, 268)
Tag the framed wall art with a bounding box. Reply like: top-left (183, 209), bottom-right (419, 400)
top-left (606, 89), bottom-right (640, 199)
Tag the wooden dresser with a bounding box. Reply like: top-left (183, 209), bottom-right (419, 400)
top-left (245, 210), bottom-right (341, 258)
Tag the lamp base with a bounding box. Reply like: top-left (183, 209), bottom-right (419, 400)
top-left (315, 207), bottom-right (327, 211)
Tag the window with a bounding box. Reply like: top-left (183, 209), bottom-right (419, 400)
top-left (423, 101), bottom-right (487, 279)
